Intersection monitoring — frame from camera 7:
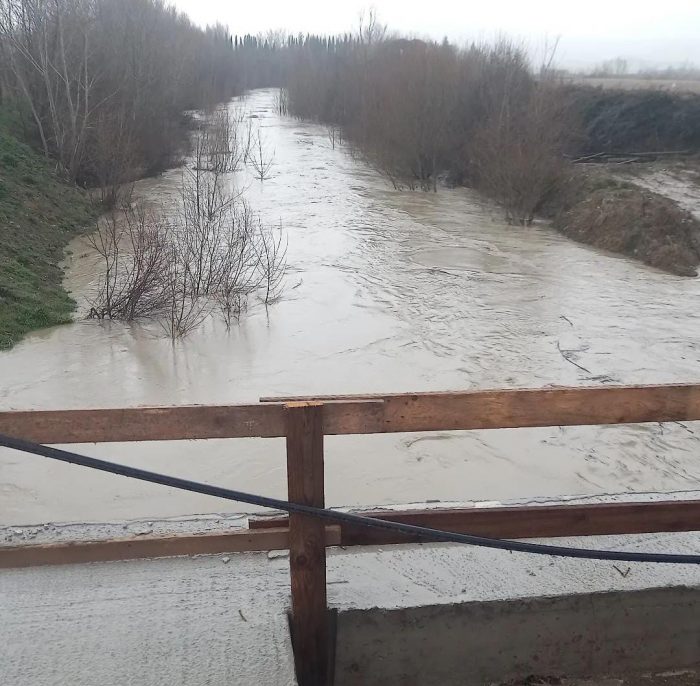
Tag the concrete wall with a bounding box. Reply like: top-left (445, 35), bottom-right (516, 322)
top-left (334, 586), bottom-right (700, 685)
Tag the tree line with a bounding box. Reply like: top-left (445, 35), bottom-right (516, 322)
top-left (0, 0), bottom-right (241, 203)
top-left (226, 18), bottom-right (574, 224)
top-left (3, 2), bottom-right (699, 226)
top-left (278, 28), bottom-right (572, 223)
top-left (265, 25), bottom-right (700, 223)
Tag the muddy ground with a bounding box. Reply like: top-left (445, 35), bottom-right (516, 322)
top-left (551, 162), bottom-right (700, 276)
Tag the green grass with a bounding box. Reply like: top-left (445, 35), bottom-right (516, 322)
top-left (0, 108), bottom-right (98, 350)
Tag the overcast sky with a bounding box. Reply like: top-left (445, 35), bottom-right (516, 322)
top-left (171, 0), bottom-right (700, 70)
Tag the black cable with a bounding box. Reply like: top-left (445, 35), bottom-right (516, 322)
top-left (2, 432), bottom-right (700, 564)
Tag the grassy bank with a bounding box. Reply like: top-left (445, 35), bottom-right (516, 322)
top-left (0, 110), bottom-right (97, 350)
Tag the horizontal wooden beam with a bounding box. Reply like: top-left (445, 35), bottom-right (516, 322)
top-left (1, 384), bottom-right (699, 444)
top-left (262, 383), bottom-right (700, 434)
top-left (249, 500), bottom-right (700, 546)
top-left (0, 404), bottom-right (287, 443)
top-left (5, 498), bottom-right (699, 568)
top-left (0, 400), bottom-right (383, 443)
top-left (0, 526), bottom-right (341, 569)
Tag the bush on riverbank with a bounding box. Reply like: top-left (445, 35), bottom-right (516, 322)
top-left (0, 0), bottom-right (249, 348)
top-left (280, 32), bottom-right (700, 272)
top-left (283, 35), bottom-right (577, 223)
top-left (0, 109), bottom-right (97, 349)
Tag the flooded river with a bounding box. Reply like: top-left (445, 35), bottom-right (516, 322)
top-left (2, 89), bottom-right (700, 526)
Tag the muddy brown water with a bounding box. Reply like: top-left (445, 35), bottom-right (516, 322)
top-left (2, 89), bottom-right (700, 526)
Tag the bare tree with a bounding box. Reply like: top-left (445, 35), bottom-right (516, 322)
top-left (471, 82), bottom-right (572, 224)
top-left (539, 35), bottom-right (561, 77)
top-left (87, 112), bottom-right (287, 338)
top-left (256, 221), bottom-right (287, 305)
top-left (0, 0), bottom-right (98, 180)
top-left (0, 0), bottom-right (243, 186)
top-left (160, 243), bottom-right (210, 340)
top-left (89, 109), bottom-right (137, 207)
top-left (274, 87), bottom-right (288, 115)
top-left (357, 7), bottom-right (386, 46)
top-left (199, 106), bottom-right (250, 175)
top-left (248, 127), bottom-right (274, 181)
top-left (282, 30), bottom-right (576, 217)
top-left (87, 205), bottom-right (171, 320)
top-left (327, 125), bottom-right (340, 149)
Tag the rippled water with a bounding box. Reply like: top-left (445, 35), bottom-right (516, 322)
top-left (2, 89), bottom-right (700, 525)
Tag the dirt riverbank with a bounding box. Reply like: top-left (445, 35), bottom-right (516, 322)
top-left (550, 166), bottom-right (700, 276)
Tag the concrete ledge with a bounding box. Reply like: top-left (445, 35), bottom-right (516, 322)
top-left (0, 552), bottom-right (298, 686)
top-left (335, 586), bottom-right (700, 686)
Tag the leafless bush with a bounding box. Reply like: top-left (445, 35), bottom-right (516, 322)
top-left (87, 206), bottom-right (171, 320)
top-left (179, 167), bottom-right (234, 297)
top-left (214, 201), bottom-right (267, 327)
top-left (89, 110), bottom-right (138, 208)
top-left (328, 125), bottom-right (340, 149)
top-left (256, 221), bottom-right (288, 304)
top-left (160, 247), bottom-right (210, 339)
top-left (89, 199), bottom-right (286, 337)
top-left (198, 107), bottom-right (250, 175)
top-left (248, 128), bottom-right (274, 181)
top-left (88, 114), bottom-right (286, 338)
top-left (471, 83), bottom-right (573, 223)
top-left (275, 88), bottom-right (288, 115)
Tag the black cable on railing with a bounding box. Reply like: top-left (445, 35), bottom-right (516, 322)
top-left (2, 432), bottom-right (700, 564)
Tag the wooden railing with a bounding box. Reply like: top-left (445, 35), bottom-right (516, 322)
top-left (2, 383), bottom-right (700, 686)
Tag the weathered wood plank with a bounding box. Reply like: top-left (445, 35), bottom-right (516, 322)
top-left (0, 404), bottom-right (287, 443)
top-left (0, 399), bottom-right (384, 443)
top-left (286, 402), bottom-right (329, 686)
top-left (265, 383), bottom-right (700, 434)
top-left (7, 497), bottom-right (698, 570)
top-left (0, 527), bottom-right (341, 569)
top-left (249, 500), bottom-right (700, 546)
top-left (1, 384), bottom-right (699, 445)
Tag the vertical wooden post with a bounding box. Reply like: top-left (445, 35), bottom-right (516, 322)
top-left (285, 402), bottom-right (329, 686)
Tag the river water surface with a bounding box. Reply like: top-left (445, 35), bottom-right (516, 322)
top-left (3, 89), bottom-right (700, 526)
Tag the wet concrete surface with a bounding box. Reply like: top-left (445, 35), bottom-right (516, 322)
top-left (2, 90), bottom-right (700, 526)
top-left (0, 551), bottom-right (297, 686)
top-left (4, 521), bottom-right (700, 686)
top-left (3, 495), bottom-right (700, 685)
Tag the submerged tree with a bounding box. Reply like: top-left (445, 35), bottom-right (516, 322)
top-left (248, 127), bottom-right (274, 181)
top-left (87, 110), bottom-right (287, 338)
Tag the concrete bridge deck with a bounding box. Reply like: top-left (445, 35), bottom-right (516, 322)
top-left (3, 496), bottom-right (700, 685)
